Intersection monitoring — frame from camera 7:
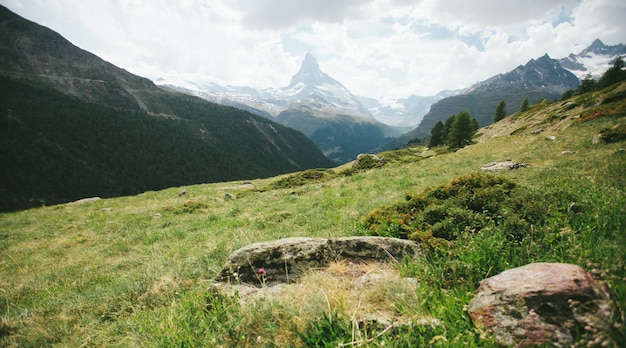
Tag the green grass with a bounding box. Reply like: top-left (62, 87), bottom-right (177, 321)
top-left (1, 82), bottom-right (626, 347)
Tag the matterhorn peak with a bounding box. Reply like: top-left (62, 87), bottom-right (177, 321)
top-left (301, 52), bottom-right (320, 72)
top-left (286, 53), bottom-right (336, 88)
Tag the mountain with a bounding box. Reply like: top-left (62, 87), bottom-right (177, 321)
top-left (274, 53), bottom-right (374, 118)
top-left (271, 54), bottom-right (398, 163)
top-left (559, 39), bottom-right (626, 79)
top-left (0, 5), bottom-right (334, 212)
top-left (164, 54), bottom-right (398, 164)
top-left (401, 53), bottom-right (581, 142)
top-left (358, 89), bottom-right (462, 128)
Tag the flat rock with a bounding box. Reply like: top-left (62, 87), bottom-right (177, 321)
top-left (480, 161), bottom-right (529, 171)
top-left (68, 197), bottom-right (101, 205)
top-left (217, 236), bottom-right (423, 285)
top-left (468, 263), bottom-right (615, 347)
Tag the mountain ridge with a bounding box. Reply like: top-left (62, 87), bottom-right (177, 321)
top-left (559, 38), bottom-right (626, 79)
top-left (399, 53), bottom-right (580, 142)
top-left (396, 39), bottom-right (625, 144)
top-left (165, 53), bottom-right (397, 164)
top-left (162, 40), bottom-right (624, 136)
top-left (0, 5), bottom-right (334, 212)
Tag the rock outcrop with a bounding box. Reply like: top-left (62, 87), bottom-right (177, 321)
top-left (217, 236), bottom-right (422, 285)
top-left (468, 263), bottom-right (616, 347)
top-left (480, 160), bottom-right (529, 171)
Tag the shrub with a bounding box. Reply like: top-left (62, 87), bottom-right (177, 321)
top-left (360, 173), bottom-right (558, 245)
top-left (269, 169), bottom-right (336, 189)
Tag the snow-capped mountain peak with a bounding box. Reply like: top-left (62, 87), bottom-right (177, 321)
top-left (559, 39), bottom-right (626, 79)
top-left (257, 53), bottom-right (373, 117)
top-left (286, 53), bottom-right (332, 88)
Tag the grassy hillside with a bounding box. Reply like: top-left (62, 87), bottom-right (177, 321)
top-left (1, 82), bottom-right (625, 347)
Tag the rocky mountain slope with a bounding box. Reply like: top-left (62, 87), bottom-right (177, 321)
top-left (559, 39), bottom-right (626, 79)
top-left (0, 5), bottom-right (334, 212)
top-left (399, 39), bottom-right (625, 143)
top-left (400, 54), bottom-right (581, 142)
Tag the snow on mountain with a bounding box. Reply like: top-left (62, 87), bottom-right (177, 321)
top-left (157, 39), bottom-right (624, 129)
top-left (559, 39), bottom-right (626, 79)
top-left (160, 53), bottom-right (372, 120)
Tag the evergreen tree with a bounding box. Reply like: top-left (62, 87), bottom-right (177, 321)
top-left (447, 111), bottom-right (475, 148)
top-left (494, 100), bottom-right (507, 122)
top-left (443, 115), bottom-right (455, 137)
top-left (520, 97), bottom-right (530, 112)
top-left (428, 120), bottom-right (446, 147)
top-left (597, 56), bottom-right (626, 89)
top-left (561, 89), bottom-right (574, 101)
top-left (470, 117), bottom-right (480, 132)
top-left (577, 74), bottom-right (597, 94)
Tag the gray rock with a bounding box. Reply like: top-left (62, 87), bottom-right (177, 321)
top-left (480, 161), bottom-right (529, 171)
top-left (68, 197), bottom-right (101, 205)
top-left (217, 236), bottom-right (423, 285)
top-left (592, 134), bottom-right (604, 144)
top-left (531, 128), bottom-right (544, 134)
top-left (468, 263), bottom-right (615, 347)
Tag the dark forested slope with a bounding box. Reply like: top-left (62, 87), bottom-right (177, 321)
top-left (0, 5), bottom-right (333, 211)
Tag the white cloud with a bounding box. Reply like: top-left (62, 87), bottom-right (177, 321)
top-left (2, 0), bottom-right (625, 98)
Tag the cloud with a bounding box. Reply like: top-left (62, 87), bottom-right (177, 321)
top-left (234, 0), bottom-right (377, 29)
top-left (2, 0), bottom-right (625, 99)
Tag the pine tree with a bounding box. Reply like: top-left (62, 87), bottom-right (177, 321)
top-left (494, 100), bottom-right (507, 122)
top-left (470, 117), bottom-right (479, 132)
top-left (520, 97), bottom-right (529, 112)
top-left (428, 121), bottom-right (446, 147)
top-left (561, 89), bottom-right (574, 101)
top-left (597, 56), bottom-right (626, 89)
top-left (443, 115), bottom-right (455, 137)
top-left (447, 111), bottom-right (475, 148)
top-left (577, 74), bottom-right (597, 94)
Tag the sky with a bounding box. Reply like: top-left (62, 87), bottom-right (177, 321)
top-left (3, 0), bottom-right (626, 102)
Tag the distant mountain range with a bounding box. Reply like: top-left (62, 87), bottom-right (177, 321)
top-left (164, 39), bottom-right (624, 151)
top-left (164, 54), bottom-right (399, 163)
top-left (0, 5), bottom-right (333, 211)
top-left (400, 53), bottom-right (580, 141)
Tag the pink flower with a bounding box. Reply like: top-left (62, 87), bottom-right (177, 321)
top-left (258, 268), bottom-right (266, 275)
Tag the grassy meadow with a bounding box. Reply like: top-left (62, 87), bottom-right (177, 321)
top-left (1, 82), bottom-right (625, 347)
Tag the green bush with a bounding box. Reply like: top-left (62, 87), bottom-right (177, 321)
top-left (269, 169), bottom-right (336, 189)
top-left (361, 173), bottom-right (560, 245)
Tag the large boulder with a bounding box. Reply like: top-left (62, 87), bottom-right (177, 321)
top-left (217, 236), bottom-right (422, 285)
top-left (468, 263), bottom-right (616, 347)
